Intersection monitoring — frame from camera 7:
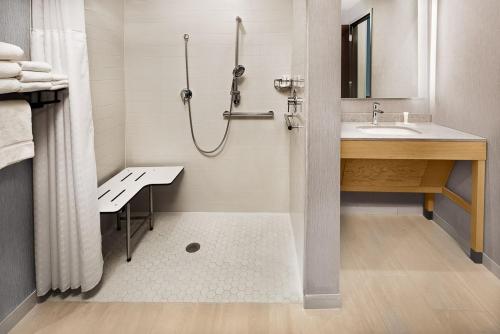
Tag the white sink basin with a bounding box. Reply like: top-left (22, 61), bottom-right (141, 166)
top-left (356, 125), bottom-right (422, 136)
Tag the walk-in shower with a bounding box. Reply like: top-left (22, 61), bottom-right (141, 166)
top-left (181, 16), bottom-right (244, 155)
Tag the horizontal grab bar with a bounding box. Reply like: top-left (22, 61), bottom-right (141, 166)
top-left (222, 110), bottom-right (274, 119)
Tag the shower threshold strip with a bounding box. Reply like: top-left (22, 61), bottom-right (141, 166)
top-left (98, 166), bottom-right (184, 261)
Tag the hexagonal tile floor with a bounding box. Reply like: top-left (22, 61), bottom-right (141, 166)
top-left (51, 212), bottom-right (302, 303)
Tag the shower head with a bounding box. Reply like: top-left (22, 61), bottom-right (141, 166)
top-left (233, 65), bottom-right (245, 78)
top-left (236, 16), bottom-right (242, 23)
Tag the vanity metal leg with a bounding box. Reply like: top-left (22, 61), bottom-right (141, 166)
top-left (149, 186), bottom-right (154, 230)
top-left (126, 203), bottom-right (131, 262)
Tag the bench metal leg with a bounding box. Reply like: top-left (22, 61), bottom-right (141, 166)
top-left (116, 211), bottom-right (121, 231)
top-left (126, 203), bottom-right (132, 262)
top-left (149, 186), bottom-right (154, 230)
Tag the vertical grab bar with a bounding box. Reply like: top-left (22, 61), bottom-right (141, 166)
top-left (235, 16), bottom-right (241, 67)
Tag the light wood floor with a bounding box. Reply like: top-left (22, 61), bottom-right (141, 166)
top-left (10, 214), bottom-right (500, 334)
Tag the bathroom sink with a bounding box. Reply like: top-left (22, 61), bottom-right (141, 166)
top-left (356, 125), bottom-right (421, 136)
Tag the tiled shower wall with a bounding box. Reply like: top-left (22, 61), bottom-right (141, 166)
top-left (124, 0), bottom-right (292, 212)
top-left (85, 0), bottom-right (126, 184)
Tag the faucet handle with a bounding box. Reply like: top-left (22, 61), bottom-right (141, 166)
top-left (372, 102), bottom-right (384, 125)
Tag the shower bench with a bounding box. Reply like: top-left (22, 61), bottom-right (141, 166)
top-left (98, 166), bottom-right (184, 262)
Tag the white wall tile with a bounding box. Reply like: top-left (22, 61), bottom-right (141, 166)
top-left (124, 0), bottom-right (292, 212)
top-left (85, 0), bottom-right (126, 183)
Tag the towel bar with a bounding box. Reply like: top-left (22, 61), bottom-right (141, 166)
top-left (222, 110), bottom-right (274, 119)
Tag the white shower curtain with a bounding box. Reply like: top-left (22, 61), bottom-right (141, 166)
top-left (31, 0), bottom-right (103, 295)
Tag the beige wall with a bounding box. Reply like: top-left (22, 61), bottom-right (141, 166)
top-left (432, 0), bottom-right (500, 271)
top-left (303, 0), bottom-right (342, 308)
top-left (124, 0), bottom-right (292, 212)
top-left (85, 0), bottom-right (126, 184)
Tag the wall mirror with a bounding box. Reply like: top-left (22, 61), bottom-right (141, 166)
top-left (341, 0), bottom-right (428, 99)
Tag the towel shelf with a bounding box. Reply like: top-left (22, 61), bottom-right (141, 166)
top-left (222, 110), bottom-right (274, 119)
top-left (25, 89), bottom-right (66, 109)
top-left (0, 88), bottom-right (67, 109)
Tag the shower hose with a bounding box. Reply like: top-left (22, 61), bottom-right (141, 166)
top-left (182, 34), bottom-right (233, 155)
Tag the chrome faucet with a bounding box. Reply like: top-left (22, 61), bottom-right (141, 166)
top-left (372, 102), bottom-right (384, 125)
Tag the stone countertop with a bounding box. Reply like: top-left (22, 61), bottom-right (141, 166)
top-left (342, 122), bottom-right (486, 141)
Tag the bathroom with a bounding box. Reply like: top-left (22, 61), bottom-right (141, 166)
top-left (1, 0), bottom-right (500, 333)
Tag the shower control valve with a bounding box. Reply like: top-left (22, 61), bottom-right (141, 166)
top-left (180, 89), bottom-right (192, 105)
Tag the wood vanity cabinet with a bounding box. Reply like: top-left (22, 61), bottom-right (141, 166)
top-left (340, 139), bottom-right (487, 263)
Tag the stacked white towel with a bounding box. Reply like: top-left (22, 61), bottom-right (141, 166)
top-left (0, 100), bottom-right (35, 170)
top-left (17, 62), bottom-right (69, 92)
top-left (18, 60), bottom-right (54, 92)
top-left (18, 72), bottom-right (53, 92)
top-left (0, 78), bottom-right (21, 94)
top-left (0, 42), bottom-right (24, 93)
top-left (18, 82), bottom-right (53, 93)
top-left (0, 42), bottom-right (24, 61)
top-left (0, 42), bottom-right (69, 94)
top-left (50, 74), bottom-right (69, 91)
top-left (0, 61), bottom-right (21, 79)
top-left (18, 61), bottom-right (52, 72)
top-left (18, 70), bottom-right (53, 83)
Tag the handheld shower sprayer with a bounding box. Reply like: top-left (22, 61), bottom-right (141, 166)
top-left (231, 64), bottom-right (244, 105)
top-left (180, 16), bottom-right (245, 155)
top-left (233, 65), bottom-right (245, 78)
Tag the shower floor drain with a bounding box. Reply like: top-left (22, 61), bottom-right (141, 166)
top-left (186, 242), bottom-right (200, 253)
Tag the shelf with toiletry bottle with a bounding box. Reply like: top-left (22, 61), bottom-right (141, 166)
top-left (274, 75), bottom-right (305, 90)
top-left (274, 75), bottom-right (305, 114)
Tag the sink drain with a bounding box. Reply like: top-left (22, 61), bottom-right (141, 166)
top-left (186, 242), bottom-right (200, 253)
